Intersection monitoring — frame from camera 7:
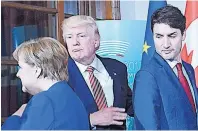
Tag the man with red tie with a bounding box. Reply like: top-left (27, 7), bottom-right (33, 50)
top-left (133, 5), bottom-right (198, 129)
top-left (61, 15), bottom-right (133, 130)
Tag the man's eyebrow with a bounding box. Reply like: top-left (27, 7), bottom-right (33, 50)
top-left (77, 32), bottom-right (86, 35)
top-left (155, 33), bottom-right (163, 36)
top-left (65, 33), bottom-right (72, 36)
top-left (168, 32), bottom-right (177, 36)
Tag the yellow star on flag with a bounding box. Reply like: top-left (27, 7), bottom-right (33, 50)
top-left (143, 42), bottom-right (151, 54)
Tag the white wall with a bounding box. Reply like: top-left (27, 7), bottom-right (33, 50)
top-left (120, 0), bottom-right (187, 20)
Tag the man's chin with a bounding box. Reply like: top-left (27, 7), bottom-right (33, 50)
top-left (161, 54), bottom-right (173, 60)
top-left (73, 57), bottom-right (85, 63)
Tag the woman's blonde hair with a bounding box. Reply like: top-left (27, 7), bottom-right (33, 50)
top-left (61, 15), bottom-right (100, 42)
top-left (13, 37), bottom-right (69, 81)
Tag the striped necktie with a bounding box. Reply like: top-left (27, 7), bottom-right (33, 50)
top-left (176, 63), bottom-right (196, 112)
top-left (86, 66), bottom-right (108, 110)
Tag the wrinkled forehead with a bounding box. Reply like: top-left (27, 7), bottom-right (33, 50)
top-left (63, 24), bottom-right (95, 36)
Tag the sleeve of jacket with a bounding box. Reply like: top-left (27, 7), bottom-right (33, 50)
top-left (1, 115), bottom-right (21, 130)
top-left (133, 70), bottom-right (161, 129)
top-left (122, 64), bottom-right (133, 117)
top-left (2, 93), bottom-right (54, 130)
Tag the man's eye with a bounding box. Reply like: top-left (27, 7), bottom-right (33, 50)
top-left (79, 35), bottom-right (86, 38)
top-left (66, 36), bottom-right (72, 39)
top-left (156, 35), bottom-right (162, 38)
top-left (170, 35), bottom-right (176, 38)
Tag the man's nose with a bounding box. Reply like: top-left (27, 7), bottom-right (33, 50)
top-left (163, 37), bottom-right (171, 48)
top-left (73, 36), bottom-right (80, 46)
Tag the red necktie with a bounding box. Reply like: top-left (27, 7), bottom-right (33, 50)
top-left (86, 66), bottom-right (108, 110)
top-left (176, 63), bottom-right (196, 112)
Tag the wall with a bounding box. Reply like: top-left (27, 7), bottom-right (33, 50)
top-left (120, 0), bottom-right (187, 20)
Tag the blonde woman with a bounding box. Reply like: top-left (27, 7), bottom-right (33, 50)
top-left (2, 37), bottom-right (89, 130)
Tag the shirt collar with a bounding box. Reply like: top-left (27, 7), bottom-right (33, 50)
top-left (74, 56), bottom-right (102, 73)
top-left (166, 56), bottom-right (182, 69)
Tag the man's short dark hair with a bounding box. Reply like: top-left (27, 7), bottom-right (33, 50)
top-left (151, 5), bottom-right (186, 34)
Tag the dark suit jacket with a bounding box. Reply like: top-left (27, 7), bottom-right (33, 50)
top-left (68, 55), bottom-right (133, 130)
top-left (133, 52), bottom-right (198, 129)
top-left (2, 81), bottom-right (89, 130)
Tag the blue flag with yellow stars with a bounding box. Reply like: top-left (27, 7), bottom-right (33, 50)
top-left (141, 0), bottom-right (167, 66)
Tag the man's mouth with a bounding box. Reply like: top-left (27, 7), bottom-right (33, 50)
top-left (162, 50), bottom-right (173, 54)
top-left (73, 49), bottom-right (82, 52)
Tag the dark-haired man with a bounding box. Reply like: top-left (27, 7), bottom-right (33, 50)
top-left (133, 5), bottom-right (198, 129)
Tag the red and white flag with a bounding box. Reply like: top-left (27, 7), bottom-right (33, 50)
top-left (181, 0), bottom-right (198, 87)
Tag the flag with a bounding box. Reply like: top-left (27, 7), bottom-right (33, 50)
top-left (181, 0), bottom-right (198, 87)
top-left (141, 0), bottom-right (167, 66)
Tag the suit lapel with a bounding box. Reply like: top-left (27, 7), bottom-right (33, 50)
top-left (154, 52), bottom-right (181, 90)
top-left (68, 57), bottom-right (98, 113)
top-left (154, 52), bottom-right (196, 113)
top-left (98, 56), bottom-right (123, 108)
top-left (111, 72), bottom-right (124, 107)
top-left (155, 53), bottom-right (194, 107)
top-left (183, 61), bottom-right (198, 110)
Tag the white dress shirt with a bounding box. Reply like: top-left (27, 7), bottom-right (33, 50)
top-left (75, 56), bottom-right (114, 107)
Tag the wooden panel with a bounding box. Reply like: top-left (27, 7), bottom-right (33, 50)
top-left (105, 0), bottom-right (113, 20)
top-left (47, 1), bottom-right (53, 37)
top-left (2, 2), bottom-right (57, 14)
top-left (78, 1), bottom-right (89, 15)
top-left (78, 1), bottom-right (84, 15)
top-left (1, 60), bottom-right (18, 65)
top-left (65, 13), bottom-right (74, 18)
top-left (89, 1), bottom-right (96, 19)
top-left (57, 1), bottom-right (64, 45)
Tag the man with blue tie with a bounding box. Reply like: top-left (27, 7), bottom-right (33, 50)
top-left (61, 15), bottom-right (133, 130)
top-left (133, 5), bottom-right (198, 129)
